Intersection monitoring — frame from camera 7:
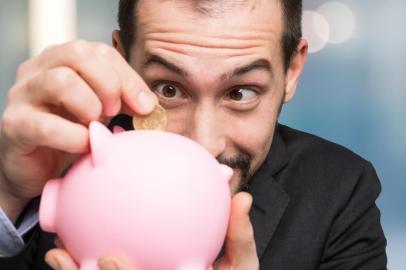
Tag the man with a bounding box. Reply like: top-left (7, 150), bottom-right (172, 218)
top-left (0, 0), bottom-right (387, 269)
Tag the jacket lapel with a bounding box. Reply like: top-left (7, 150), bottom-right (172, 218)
top-left (248, 124), bottom-right (290, 259)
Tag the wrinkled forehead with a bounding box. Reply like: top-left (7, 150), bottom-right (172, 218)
top-left (135, 0), bottom-right (283, 40)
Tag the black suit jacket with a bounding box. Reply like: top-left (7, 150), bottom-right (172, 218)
top-left (0, 124), bottom-right (387, 269)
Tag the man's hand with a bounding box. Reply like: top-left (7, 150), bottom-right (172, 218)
top-left (45, 249), bottom-right (140, 270)
top-left (0, 40), bottom-right (157, 222)
top-left (214, 192), bottom-right (259, 270)
top-left (44, 192), bottom-right (259, 270)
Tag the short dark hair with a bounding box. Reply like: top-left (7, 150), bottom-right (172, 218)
top-left (118, 0), bottom-right (302, 72)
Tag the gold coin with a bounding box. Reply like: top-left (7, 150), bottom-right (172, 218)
top-left (132, 104), bottom-right (167, 131)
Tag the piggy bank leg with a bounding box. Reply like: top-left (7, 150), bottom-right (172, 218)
top-left (80, 259), bottom-right (99, 270)
top-left (39, 179), bottom-right (61, 233)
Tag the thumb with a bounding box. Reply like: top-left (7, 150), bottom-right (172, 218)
top-left (98, 256), bottom-right (141, 270)
top-left (215, 192), bottom-right (258, 269)
top-left (226, 192), bottom-right (256, 258)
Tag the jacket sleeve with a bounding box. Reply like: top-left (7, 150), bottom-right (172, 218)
top-left (0, 225), bottom-right (55, 270)
top-left (0, 197), bottom-right (40, 257)
top-left (320, 162), bottom-right (387, 270)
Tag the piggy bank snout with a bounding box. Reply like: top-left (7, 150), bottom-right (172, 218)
top-left (219, 164), bottom-right (233, 182)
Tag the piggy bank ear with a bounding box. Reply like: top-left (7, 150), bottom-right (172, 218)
top-left (220, 164), bottom-right (233, 182)
top-left (89, 121), bottom-right (114, 166)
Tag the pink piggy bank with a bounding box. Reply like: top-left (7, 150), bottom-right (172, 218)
top-left (39, 121), bottom-right (232, 270)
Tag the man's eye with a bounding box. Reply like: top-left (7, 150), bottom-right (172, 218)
top-left (153, 83), bottom-right (183, 99)
top-left (227, 88), bottom-right (258, 102)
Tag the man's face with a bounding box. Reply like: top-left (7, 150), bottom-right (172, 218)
top-left (116, 0), bottom-right (305, 193)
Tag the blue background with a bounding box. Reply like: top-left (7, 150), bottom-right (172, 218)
top-left (0, 0), bottom-right (404, 268)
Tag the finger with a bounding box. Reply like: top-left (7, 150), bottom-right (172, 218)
top-left (23, 67), bottom-right (103, 125)
top-left (38, 40), bottom-right (156, 116)
top-left (90, 42), bottom-right (158, 115)
top-left (9, 106), bottom-right (89, 154)
top-left (35, 41), bottom-right (122, 116)
top-left (223, 192), bottom-right (258, 266)
top-left (99, 256), bottom-right (140, 270)
top-left (15, 45), bottom-right (58, 81)
top-left (45, 248), bottom-right (79, 270)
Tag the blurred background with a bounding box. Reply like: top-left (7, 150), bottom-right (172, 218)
top-left (0, 0), bottom-right (404, 268)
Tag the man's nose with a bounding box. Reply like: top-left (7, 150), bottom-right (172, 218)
top-left (187, 104), bottom-right (226, 157)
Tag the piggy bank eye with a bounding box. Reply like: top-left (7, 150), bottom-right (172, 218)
top-left (108, 114), bottom-right (134, 131)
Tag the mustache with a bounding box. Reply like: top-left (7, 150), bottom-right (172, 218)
top-left (217, 152), bottom-right (252, 191)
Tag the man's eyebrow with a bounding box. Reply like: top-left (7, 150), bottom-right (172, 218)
top-left (228, 59), bottom-right (273, 80)
top-left (143, 55), bottom-right (272, 80)
top-left (143, 54), bottom-right (188, 77)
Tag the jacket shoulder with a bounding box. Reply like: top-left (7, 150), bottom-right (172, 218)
top-left (277, 124), bottom-right (381, 198)
top-left (278, 124), bottom-right (369, 172)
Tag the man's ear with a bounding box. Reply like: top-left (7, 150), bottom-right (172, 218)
top-left (284, 39), bottom-right (308, 104)
top-left (112, 30), bottom-right (127, 59)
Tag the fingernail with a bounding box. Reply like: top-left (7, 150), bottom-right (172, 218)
top-left (99, 258), bottom-right (118, 270)
top-left (136, 91), bottom-right (156, 113)
top-left (45, 257), bottom-right (60, 270)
